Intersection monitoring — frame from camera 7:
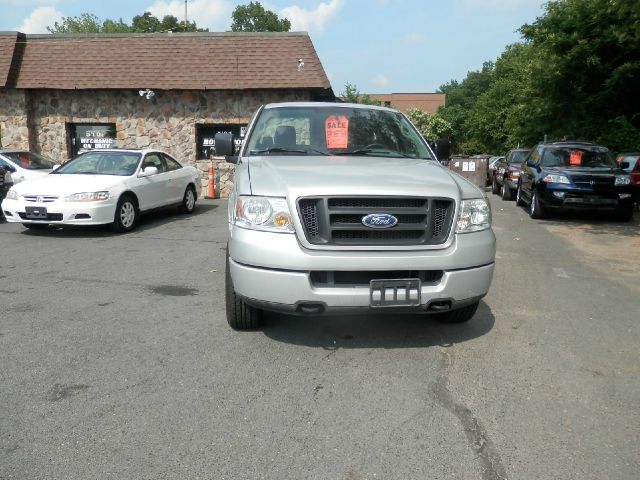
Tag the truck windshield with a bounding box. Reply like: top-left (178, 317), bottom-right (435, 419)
top-left (246, 106), bottom-right (434, 160)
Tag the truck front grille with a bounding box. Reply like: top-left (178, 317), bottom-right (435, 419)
top-left (298, 196), bottom-right (455, 246)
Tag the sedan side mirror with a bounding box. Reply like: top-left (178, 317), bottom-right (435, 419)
top-left (139, 166), bottom-right (158, 177)
top-left (52, 164), bottom-right (61, 171)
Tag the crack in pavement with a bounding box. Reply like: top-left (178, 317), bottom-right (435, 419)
top-left (432, 349), bottom-right (508, 480)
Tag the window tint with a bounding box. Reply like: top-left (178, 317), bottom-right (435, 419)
top-left (56, 152), bottom-right (140, 176)
top-left (3, 151), bottom-right (56, 170)
top-left (162, 154), bottom-right (182, 171)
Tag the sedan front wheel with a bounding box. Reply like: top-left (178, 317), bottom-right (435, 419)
top-left (112, 195), bottom-right (138, 232)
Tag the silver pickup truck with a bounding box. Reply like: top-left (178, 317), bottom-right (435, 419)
top-left (214, 102), bottom-right (495, 329)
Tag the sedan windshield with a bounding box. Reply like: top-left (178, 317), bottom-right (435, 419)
top-left (3, 151), bottom-right (56, 170)
top-left (56, 151), bottom-right (141, 176)
top-left (541, 147), bottom-right (616, 168)
top-left (246, 106), bottom-right (434, 160)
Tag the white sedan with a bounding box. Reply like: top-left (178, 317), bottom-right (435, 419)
top-left (0, 149), bottom-right (58, 184)
top-left (1, 149), bottom-right (202, 232)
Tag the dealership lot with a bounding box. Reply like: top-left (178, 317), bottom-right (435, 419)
top-left (1, 199), bottom-right (639, 480)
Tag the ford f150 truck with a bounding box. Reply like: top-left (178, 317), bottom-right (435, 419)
top-left (214, 102), bottom-right (496, 329)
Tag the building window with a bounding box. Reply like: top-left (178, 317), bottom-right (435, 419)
top-left (196, 124), bottom-right (246, 159)
top-left (384, 101), bottom-right (392, 107)
top-left (70, 123), bottom-right (116, 157)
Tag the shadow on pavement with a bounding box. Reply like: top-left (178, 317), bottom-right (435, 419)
top-left (261, 300), bottom-right (495, 349)
top-left (16, 202), bottom-right (218, 238)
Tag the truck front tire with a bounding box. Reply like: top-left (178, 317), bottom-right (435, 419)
top-left (435, 301), bottom-right (479, 323)
top-left (225, 252), bottom-right (260, 330)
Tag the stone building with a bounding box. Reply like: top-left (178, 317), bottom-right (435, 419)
top-left (0, 31), bottom-right (333, 196)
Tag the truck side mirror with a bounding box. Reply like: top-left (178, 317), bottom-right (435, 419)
top-left (619, 161), bottom-right (629, 170)
top-left (435, 139), bottom-right (450, 162)
top-left (214, 132), bottom-right (235, 157)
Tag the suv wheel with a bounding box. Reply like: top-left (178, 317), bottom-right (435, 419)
top-left (515, 184), bottom-right (525, 206)
top-left (436, 301), bottom-right (479, 323)
top-left (501, 181), bottom-right (512, 200)
top-left (225, 250), bottom-right (260, 330)
top-left (491, 177), bottom-right (500, 194)
top-left (615, 204), bottom-right (634, 222)
top-left (529, 190), bottom-right (545, 219)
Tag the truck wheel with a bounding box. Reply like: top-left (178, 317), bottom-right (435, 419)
top-left (529, 190), bottom-right (545, 219)
top-left (501, 181), bottom-right (512, 200)
top-left (225, 252), bottom-right (260, 330)
top-left (436, 301), bottom-right (479, 324)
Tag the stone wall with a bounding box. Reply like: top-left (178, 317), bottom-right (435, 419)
top-left (1, 88), bottom-right (314, 197)
top-left (0, 89), bottom-right (30, 150)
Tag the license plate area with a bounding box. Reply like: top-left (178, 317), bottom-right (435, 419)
top-left (25, 206), bottom-right (47, 219)
top-left (370, 279), bottom-right (421, 307)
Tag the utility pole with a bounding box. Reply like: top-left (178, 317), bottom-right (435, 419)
top-left (184, 0), bottom-right (187, 31)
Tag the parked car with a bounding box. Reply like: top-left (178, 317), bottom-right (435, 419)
top-left (215, 102), bottom-right (495, 330)
top-left (1, 165), bottom-right (13, 200)
top-left (491, 149), bottom-right (530, 200)
top-left (616, 152), bottom-right (640, 204)
top-left (2, 149), bottom-right (201, 232)
top-left (0, 149), bottom-right (58, 184)
top-left (516, 141), bottom-right (634, 221)
top-left (487, 156), bottom-right (503, 185)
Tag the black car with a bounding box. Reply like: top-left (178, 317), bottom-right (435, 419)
top-left (491, 149), bottom-right (530, 200)
top-left (516, 141), bottom-right (634, 221)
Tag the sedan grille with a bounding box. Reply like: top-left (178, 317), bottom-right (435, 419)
top-left (23, 195), bottom-right (59, 203)
top-left (298, 196), bottom-right (455, 246)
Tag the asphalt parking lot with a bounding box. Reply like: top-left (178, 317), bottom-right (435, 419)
top-left (1, 198), bottom-right (639, 480)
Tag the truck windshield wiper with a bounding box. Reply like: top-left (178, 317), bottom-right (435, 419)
top-left (337, 149), bottom-right (414, 158)
top-left (250, 147), bottom-right (329, 156)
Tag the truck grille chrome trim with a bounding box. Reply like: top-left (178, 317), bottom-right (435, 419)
top-left (298, 196), bottom-right (455, 246)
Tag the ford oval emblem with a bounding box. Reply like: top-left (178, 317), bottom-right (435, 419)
top-left (362, 213), bottom-right (398, 229)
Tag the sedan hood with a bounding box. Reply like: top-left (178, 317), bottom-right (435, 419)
top-left (246, 155), bottom-right (481, 200)
top-left (11, 173), bottom-right (127, 196)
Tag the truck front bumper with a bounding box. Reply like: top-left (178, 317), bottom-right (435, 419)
top-left (228, 226), bottom-right (496, 314)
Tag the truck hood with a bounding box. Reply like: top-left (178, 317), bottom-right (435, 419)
top-left (246, 155), bottom-right (481, 200)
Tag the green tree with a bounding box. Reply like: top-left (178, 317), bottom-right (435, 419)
top-left (406, 109), bottom-right (452, 143)
top-left (230, 1), bottom-right (291, 32)
top-left (47, 11), bottom-right (207, 34)
top-left (47, 13), bottom-right (104, 33)
top-left (340, 83), bottom-right (380, 106)
top-left (520, 0), bottom-right (640, 149)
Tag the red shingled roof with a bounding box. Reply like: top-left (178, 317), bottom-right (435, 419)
top-left (0, 32), bottom-right (19, 87)
top-left (2, 32), bottom-right (331, 92)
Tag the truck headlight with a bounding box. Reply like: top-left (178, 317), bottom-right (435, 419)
top-left (456, 199), bottom-right (491, 233)
top-left (234, 196), bottom-right (294, 233)
top-left (5, 189), bottom-right (19, 200)
top-left (615, 175), bottom-right (631, 186)
top-left (64, 191), bottom-right (110, 202)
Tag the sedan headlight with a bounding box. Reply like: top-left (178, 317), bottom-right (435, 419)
top-left (542, 174), bottom-right (570, 184)
top-left (456, 199), bottom-right (491, 233)
top-left (234, 196), bottom-right (294, 233)
top-left (615, 175), bottom-right (631, 186)
top-left (64, 191), bottom-right (110, 202)
top-left (5, 189), bottom-right (19, 200)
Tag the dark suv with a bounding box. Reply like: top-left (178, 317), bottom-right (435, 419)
top-left (491, 149), bottom-right (530, 200)
top-left (516, 141), bottom-right (634, 221)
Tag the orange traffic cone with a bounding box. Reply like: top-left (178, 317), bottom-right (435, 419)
top-left (206, 159), bottom-right (217, 199)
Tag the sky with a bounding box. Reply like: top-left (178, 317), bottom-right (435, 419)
top-left (0, 0), bottom-right (549, 94)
